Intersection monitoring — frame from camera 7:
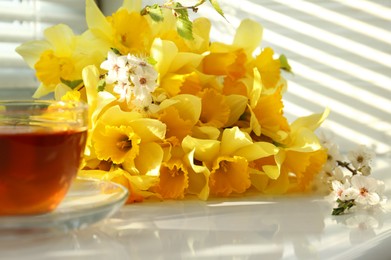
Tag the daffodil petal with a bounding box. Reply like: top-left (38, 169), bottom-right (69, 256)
top-left (236, 142), bottom-right (278, 161)
top-left (170, 94), bottom-right (201, 125)
top-left (170, 52), bottom-right (203, 72)
top-left (44, 24), bottom-right (74, 56)
top-left (249, 68), bottom-right (262, 108)
top-left (15, 40), bottom-right (51, 68)
top-left (122, 0), bottom-right (142, 12)
top-left (151, 38), bottom-right (178, 79)
top-left (233, 19), bottom-right (263, 56)
top-left (130, 118), bottom-right (166, 142)
top-left (220, 127), bottom-right (253, 156)
top-left (135, 142), bottom-right (164, 176)
top-left (191, 126), bottom-right (221, 140)
top-left (86, 0), bottom-right (112, 36)
top-left (291, 108), bottom-right (330, 132)
top-left (184, 150), bottom-right (210, 200)
top-left (182, 135), bottom-right (220, 163)
top-left (288, 128), bottom-right (322, 152)
top-left (224, 94), bottom-right (248, 127)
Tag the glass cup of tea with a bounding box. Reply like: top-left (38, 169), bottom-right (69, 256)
top-left (0, 100), bottom-right (88, 216)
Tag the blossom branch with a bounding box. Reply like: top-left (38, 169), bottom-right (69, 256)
top-left (336, 160), bottom-right (358, 175)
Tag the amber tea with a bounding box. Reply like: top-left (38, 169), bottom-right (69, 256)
top-left (0, 101), bottom-right (88, 216)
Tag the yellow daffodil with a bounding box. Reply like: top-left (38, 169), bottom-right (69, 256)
top-left (93, 124), bottom-right (141, 164)
top-left (154, 159), bottom-right (189, 199)
top-left (251, 87), bottom-right (290, 142)
top-left (91, 105), bottom-right (166, 176)
top-left (209, 156), bottom-right (251, 196)
top-left (16, 24), bottom-right (99, 98)
top-left (252, 109), bottom-right (329, 194)
top-left (86, 0), bottom-right (151, 55)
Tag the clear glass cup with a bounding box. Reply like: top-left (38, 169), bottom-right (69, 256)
top-left (0, 100), bottom-right (88, 216)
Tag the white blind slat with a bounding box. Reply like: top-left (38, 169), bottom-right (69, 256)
top-left (0, 0), bottom-right (87, 90)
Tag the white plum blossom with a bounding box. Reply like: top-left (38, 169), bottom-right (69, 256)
top-left (332, 180), bottom-right (357, 201)
top-left (113, 81), bottom-right (132, 104)
top-left (347, 145), bottom-right (375, 171)
top-left (100, 50), bottom-right (128, 84)
top-left (324, 143), bottom-right (342, 172)
top-left (350, 175), bottom-right (381, 206)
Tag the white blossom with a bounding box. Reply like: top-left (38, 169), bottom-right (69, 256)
top-left (113, 81), bottom-right (132, 104)
top-left (100, 50), bottom-right (128, 84)
top-left (341, 187), bottom-right (359, 201)
top-left (323, 143), bottom-right (343, 172)
top-left (347, 145), bottom-right (375, 170)
top-left (332, 180), bottom-right (355, 201)
top-left (351, 175), bottom-right (381, 206)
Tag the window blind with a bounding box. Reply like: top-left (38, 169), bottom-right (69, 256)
top-left (0, 0), bottom-right (86, 97)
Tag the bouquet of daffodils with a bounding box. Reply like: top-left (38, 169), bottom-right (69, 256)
top-left (17, 0), bottom-right (332, 204)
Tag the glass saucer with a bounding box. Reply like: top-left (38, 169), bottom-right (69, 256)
top-left (0, 177), bottom-right (128, 233)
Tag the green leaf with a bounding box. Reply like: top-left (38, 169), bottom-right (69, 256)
top-left (173, 3), bottom-right (194, 40)
top-left (332, 207), bottom-right (345, 215)
top-left (279, 54), bottom-right (293, 73)
top-left (60, 78), bottom-right (83, 89)
top-left (146, 56), bottom-right (157, 66)
top-left (146, 4), bottom-right (164, 22)
top-left (208, 0), bottom-right (226, 20)
top-left (176, 17), bottom-right (194, 40)
top-left (194, 0), bottom-right (207, 8)
top-left (110, 47), bottom-right (122, 55)
top-left (97, 78), bottom-right (106, 92)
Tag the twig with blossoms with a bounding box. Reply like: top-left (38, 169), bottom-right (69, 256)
top-left (316, 138), bottom-right (386, 215)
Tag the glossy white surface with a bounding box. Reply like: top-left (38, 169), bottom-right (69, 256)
top-left (1, 156), bottom-right (390, 260)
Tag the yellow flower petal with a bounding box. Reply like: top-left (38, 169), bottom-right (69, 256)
top-left (86, 0), bottom-right (112, 36)
top-left (122, 0), bottom-right (142, 12)
top-left (191, 126), bottom-right (221, 140)
top-left (255, 47), bottom-right (281, 89)
top-left (132, 142), bottom-right (164, 176)
top-left (184, 149), bottom-right (210, 200)
top-left (236, 142), bottom-right (278, 162)
top-left (182, 135), bottom-right (220, 163)
top-left (220, 127), bottom-right (252, 156)
top-left (233, 19), bottom-right (263, 57)
top-left (44, 24), bottom-right (75, 56)
top-left (291, 108), bottom-right (330, 132)
top-left (224, 94), bottom-right (248, 127)
top-left (15, 40), bottom-right (51, 68)
top-left (168, 94), bottom-right (201, 125)
top-left (151, 38), bottom-right (178, 79)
